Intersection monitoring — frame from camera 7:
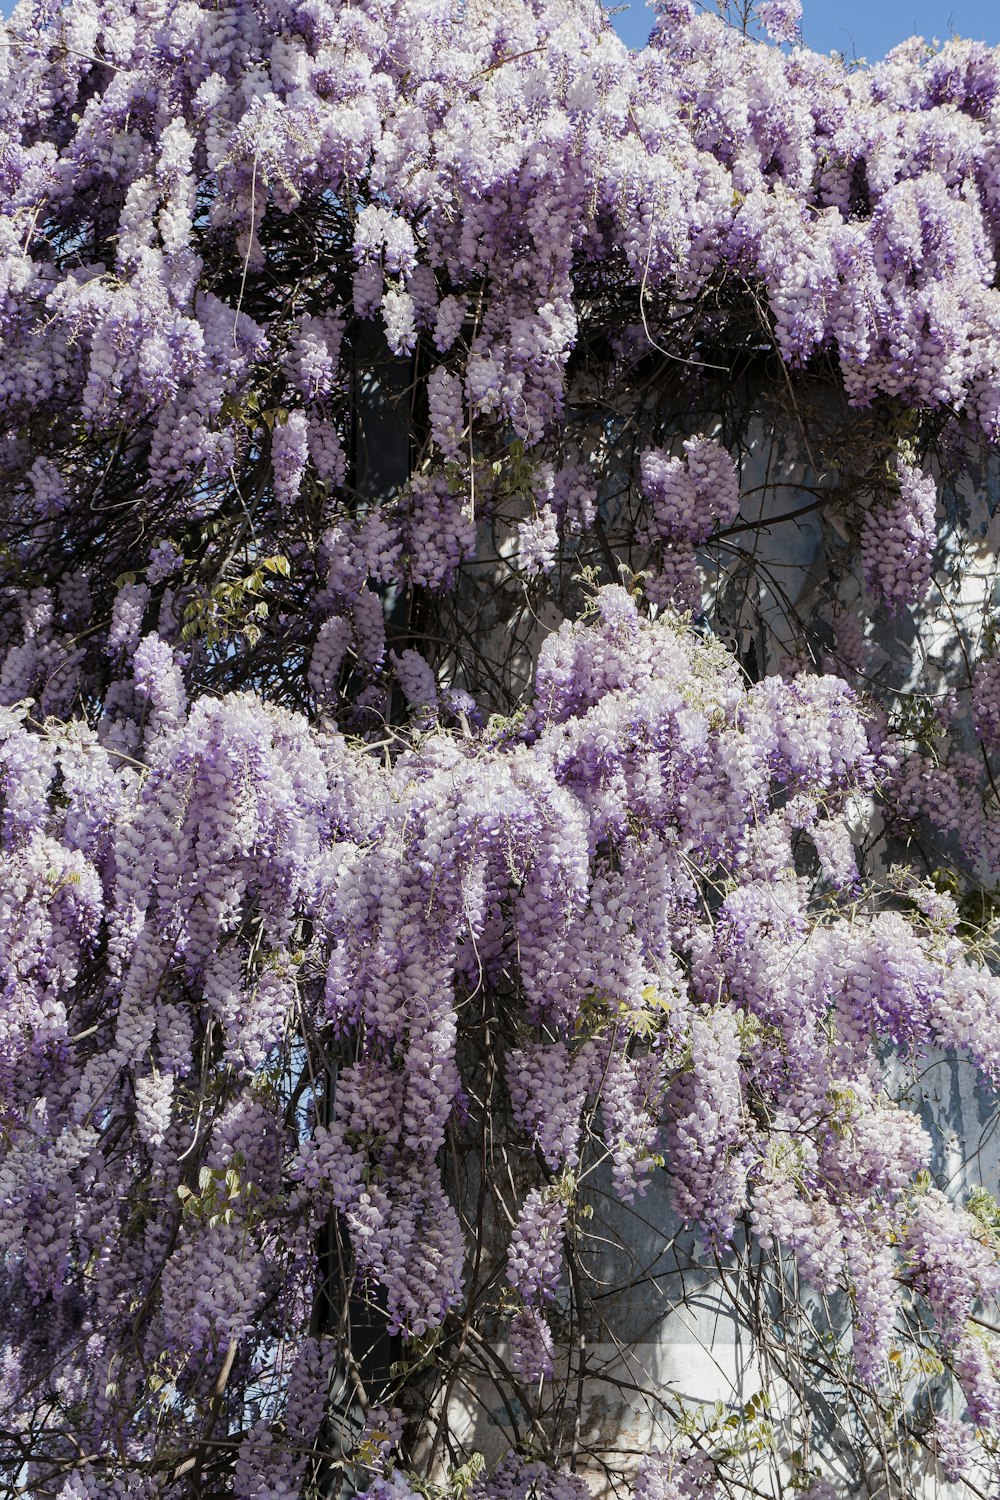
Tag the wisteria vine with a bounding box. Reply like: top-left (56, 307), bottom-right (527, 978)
top-left (2, 0), bottom-right (1000, 1495)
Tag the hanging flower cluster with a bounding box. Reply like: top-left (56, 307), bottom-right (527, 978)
top-left (1, 591), bottom-right (999, 1494)
top-left (2, 0), bottom-right (1000, 1494)
top-left (1, 0), bottom-right (1000, 714)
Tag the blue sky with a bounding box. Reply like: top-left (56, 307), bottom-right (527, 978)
top-left (608, 0), bottom-right (1000, 57)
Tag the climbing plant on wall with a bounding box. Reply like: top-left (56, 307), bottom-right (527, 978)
top-left (3, 0), bottom-right (1000, 1494)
